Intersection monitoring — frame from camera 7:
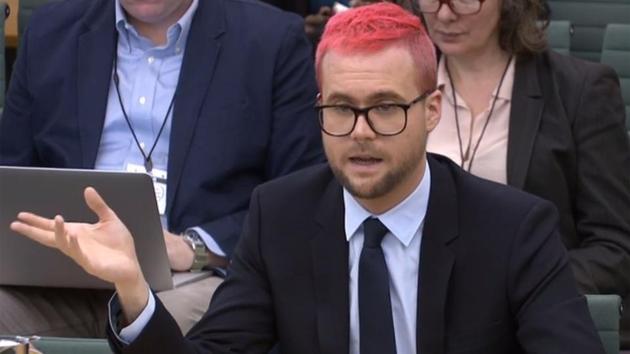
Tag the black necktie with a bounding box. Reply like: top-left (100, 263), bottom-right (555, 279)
top-left (359, 217), bottom-right (396, 354)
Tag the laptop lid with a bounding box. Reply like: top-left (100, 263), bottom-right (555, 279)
top-left (0, 166), bottom-right (174, 291)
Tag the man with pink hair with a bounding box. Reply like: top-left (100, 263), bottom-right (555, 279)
top-left (304, 0), bottom-right (415, 48)
top-left (13, 3), bottom-right (604, 353)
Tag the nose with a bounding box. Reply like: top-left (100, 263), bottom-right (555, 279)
top-left (436, 1), bottom-right (457, 21)
top-left (350, 113), bottom-right (377, 140)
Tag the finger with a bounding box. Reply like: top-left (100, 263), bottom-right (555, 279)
top-left (66, 230), bottom-right (87, 267)
top-left (16, 212), bottom-right (56, 231)
top-left (10, 220), bottom-right (59, 249)
top-left (84, 187), bottom-right (115, 221)
top-left (53, 215), bottom-right (72, 252)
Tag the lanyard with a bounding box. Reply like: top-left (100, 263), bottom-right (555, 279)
top-left (111, 34), bottom-right (176, 173)
top-left (445, 56), bottom-right (512, 172)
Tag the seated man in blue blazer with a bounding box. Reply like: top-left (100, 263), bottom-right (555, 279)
top-left (11, 3), bottom-right (604, 353)
top-left (0, 0), bottom-right (323, 337)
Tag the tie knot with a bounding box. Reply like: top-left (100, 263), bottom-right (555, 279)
top-left (363, 218), bottom-right (389, 248)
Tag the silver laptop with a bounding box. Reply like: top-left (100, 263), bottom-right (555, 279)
top-left (0, 166), bottom-right (210, 291)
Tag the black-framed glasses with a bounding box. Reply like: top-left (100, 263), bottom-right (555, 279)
top-left (316, 90), bottom-right (434, 137)
top-left (418, 0), bottom-right (486, 15)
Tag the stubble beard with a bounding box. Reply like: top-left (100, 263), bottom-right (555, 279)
top-left (330, 147), bottom-right (423, 200)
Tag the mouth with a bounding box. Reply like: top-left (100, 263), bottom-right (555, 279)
top-left (347, 154), bottom-right (385, 174)
top-left (435, 30), bottom-right (464, 39)
top-left (349, 156), bottom-right (383, 165)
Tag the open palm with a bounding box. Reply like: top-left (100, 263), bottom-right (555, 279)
top-left (11, 187), bottom-right (144, 286)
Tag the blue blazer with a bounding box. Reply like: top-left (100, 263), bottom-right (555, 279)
top-left (0, 0), bottom-right (324, 256)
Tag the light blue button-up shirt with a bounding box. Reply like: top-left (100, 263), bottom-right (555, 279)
top-left (94, 0), bottom-right (225, 256)
top-left (95, 0), bottom-right (195, 173)
top-left (345, 161), bottom-right (430, 354)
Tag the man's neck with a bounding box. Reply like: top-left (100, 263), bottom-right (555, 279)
top-left (126, 0), bottom-right (193, 46)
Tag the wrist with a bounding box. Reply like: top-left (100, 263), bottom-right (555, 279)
top-left (115, 266), bottom-right (149, 324)
top-left (183, 230), bottom-right (211, 272)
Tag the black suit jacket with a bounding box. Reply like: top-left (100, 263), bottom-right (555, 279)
top-left (508, 51), bottom-right (630, 297)
top-left (0, 0), bottom-right (324, 256)
top-left (108, 155), bottom-right (604, 354)
top-left (260, 0), bottom-right (311, 15)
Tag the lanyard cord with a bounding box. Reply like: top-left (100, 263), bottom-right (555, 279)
top-left (445, 55), bottom-right (513, 172)
top-left (111, 34), bottom-right (176, 173)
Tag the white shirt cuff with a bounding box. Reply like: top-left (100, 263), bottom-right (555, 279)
top-left (110, 288), bottom-right (156, 344)
top-left (190, 226), bottom-right (226, 257)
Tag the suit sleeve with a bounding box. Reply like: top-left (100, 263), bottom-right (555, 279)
top-left (265, 16), bottom-right (324, 179)
top-left (108, 188), bottom-right (276, 353)
top-left (508, 201), bottom-right (605, 354)
top-left (0, 26), bottom-right (38, 165)
top-left (196, 17), bottom-right (324, 258)
top-left (567, 63), bottom-right (630, 296)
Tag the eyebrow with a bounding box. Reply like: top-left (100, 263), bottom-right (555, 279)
top-left (367, 91), bottom-right (408, 102)
top-left (323, 91), bottom-right (408, 105)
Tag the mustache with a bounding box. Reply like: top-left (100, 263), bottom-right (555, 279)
top-left (344, 141), bottom-right (384, 157)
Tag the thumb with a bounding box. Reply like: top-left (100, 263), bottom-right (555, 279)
top-left (84, 187), bottom-right (115, 222)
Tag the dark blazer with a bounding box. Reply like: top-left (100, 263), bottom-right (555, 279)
top-left (508, 50), bottom-right (630, 297)
top-left (0, 0), bottom-right (324, 256)
top-left (108, 155), bottom-right (604, 354)
top-left (260, 0), bottom-right (311, 15)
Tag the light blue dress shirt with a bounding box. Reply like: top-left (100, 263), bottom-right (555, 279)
top-left (94, 0), bottom-right (225, 256)
top-left (345, 161), bottom-right (430, 354)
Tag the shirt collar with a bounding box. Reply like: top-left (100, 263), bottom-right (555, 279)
top-left (115, 0), bottom-right (198, 53)
top-left (344, 160), bottom-right (431, 247)
top-left (437, 56), bottom-right (516, 105)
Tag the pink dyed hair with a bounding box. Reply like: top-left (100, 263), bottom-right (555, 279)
top-left (315, 2), bottom-right (437, 93)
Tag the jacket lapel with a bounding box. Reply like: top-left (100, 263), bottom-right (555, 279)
top-left (76, 0), bottom-right (116, 168)
top-left (311, 176), bottom-right (350, 354)
top-left (308, 157), bottom-right (461, 353)
top-left (417, 156), bottom-right (459, 354)
top-left (166, 0), bottom-right (225, 216)
top-left (506, 56), bottom-right (544, 189)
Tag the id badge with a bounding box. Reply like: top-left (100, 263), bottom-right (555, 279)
top-left (126, 163), bottom-right (168, 215)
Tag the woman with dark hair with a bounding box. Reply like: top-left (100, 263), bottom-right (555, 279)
top-left (421, 0), bottom-right (630, 345)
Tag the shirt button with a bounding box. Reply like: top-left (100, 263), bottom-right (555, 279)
top-left (140, 142), bottom-right (146, 149)
top-left (147, 56), bottom-right (155, 64)
top-left (175, 47), bottom-right (182, 53)
top-left (139, 96), bottom-right (146, 105)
